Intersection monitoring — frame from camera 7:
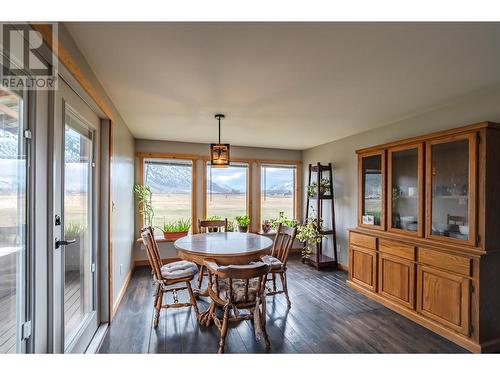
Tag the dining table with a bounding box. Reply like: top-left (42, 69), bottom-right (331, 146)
top-left (174, 232), bottom-right (273, 325)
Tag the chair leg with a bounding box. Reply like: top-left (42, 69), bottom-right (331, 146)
top-left (272, 273), bottom-right (277, 292)
top-left (197, 265), bottom-right (205, 289)
top-left (218, 306), bottom-right (230, 354)
top-left (186, 281), bottom-right (200, 319)
top-left (280, 272), bottom-right (291, 307)
top-left (260, 296), bottom-right (270, 351)
top-left (153, 287), bottom-right (163, 328)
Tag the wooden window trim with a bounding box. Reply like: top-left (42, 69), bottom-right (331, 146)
top-left (256, 161), bottom-right (302, 229)
top-left (138, 153), bottom-right (198, 234)
top-left (202, 159), bottom-right (253, 225)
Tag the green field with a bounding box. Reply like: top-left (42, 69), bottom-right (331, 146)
top-left (151, 193), bottom-right (294, 228)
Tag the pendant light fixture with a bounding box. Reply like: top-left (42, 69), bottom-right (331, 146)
top-left (210, 113), bottom-right (230, 168)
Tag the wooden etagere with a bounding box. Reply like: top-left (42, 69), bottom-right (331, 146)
top-left (347, 121), bottom-right (500, 353)
top-left (302, 163), bottom-right (338, 270)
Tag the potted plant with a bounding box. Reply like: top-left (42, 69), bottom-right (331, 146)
top-left (235, 215), bottom-right (250, 233)
top-left (160, 219), bottom-right (191, 240)
top-left (133, 184), bottom-right (154, 227)
top-left (269, 211), bottom-right (298, 231)
top-left (296, 218), bottom-right (324, 257)
top-left (261, 220), bottom-right (272, 233)
top-left (307, 177), bottom-right (331, 197)
top-left (226, 220), bottom-right (235, 232)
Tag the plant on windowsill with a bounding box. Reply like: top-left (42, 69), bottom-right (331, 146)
top-left (226, 220), bottom-right (235, 232)
top-left (296, 217), bottom-right (324, 257)
top-left (269, 211), bottom-right (298, 231)
top-left (133, 184), bottom-right (154, 227)
top-left (235, 215), bottom-right (250, 233)
top-left (307, 177), bottom-right (331, 197)
top-left (160, 219), bottom-right (191, 240)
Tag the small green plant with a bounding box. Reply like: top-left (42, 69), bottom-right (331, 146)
top-left (206, 215), bottom-right (222, 221)
top-left (269, 211), bottom-right (297, 230)
top-left (133, 184), bottom-right (154, 227)
top-left (235, 215), bottom-right (250, 226)
top-left (160, 219), bottom-right (191, 233)
top-left (226, 220), bottom-right (235, 232)
top-left (307, 178), bottom-right (331, 197)
top-left (64, 222), bottom-right (86, 238)
top-left (296, 218), bottom-right (324, 256)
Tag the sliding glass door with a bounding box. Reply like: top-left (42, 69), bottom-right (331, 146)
top-left (0, 87), bottom-right (27, 354)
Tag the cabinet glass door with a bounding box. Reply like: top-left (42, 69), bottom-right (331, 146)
top-left (427, 134), bottom-right (476, 244)
top-left (359, 152), bottom-right (385, 229)
top-left (388, 144), bottom-right (423, 236)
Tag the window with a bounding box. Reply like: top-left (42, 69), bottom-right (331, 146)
top-left (143, 158), bottom-right (193, 231)
top-left (206, 162), bottom-right (248, 222)
top-left (260, 164), bottom-right (296, 222)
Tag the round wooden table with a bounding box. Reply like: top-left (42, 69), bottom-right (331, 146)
top-left (174, 232), bottom-right (273, 326)
top-left (174, 232), bottom-right (273, 266)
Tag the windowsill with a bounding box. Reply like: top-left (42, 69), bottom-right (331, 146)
top-left (136, 230), bottom-right (273, 243)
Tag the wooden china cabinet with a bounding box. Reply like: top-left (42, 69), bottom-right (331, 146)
top-left (348, 121), bottom-right (500, 353)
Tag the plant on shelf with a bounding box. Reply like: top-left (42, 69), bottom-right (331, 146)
top-left (307, 177), bottom-right (331, 197)
top-left (133, 184), bottom-right (154, 227)
top-left (160, 219), bottom-right (191, 240)
top-left (235, 215), bottom-right (250, 233)
top-left (269, 211), bottom-right (297, 230)
top-left (296, 217), bottom-right (324, 257)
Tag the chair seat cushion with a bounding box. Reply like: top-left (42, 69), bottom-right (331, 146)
top-left (161, 260), bottom-right (198, 280)
top-left (212, 279), bottom-right (261, 303)
top-left (261, 255), bottom-right (283, 270)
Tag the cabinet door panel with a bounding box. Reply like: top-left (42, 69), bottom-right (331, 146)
top-left (379, 254), bottom-right (415, 309)
top-left (417, 265), bottom-right (470, 336)
top-left (349, 246), bottom-right (377, 292)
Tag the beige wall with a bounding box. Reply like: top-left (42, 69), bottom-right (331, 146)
top-left (61, 24), bottom-right (136, 310)
top-left (134, 139), bottom-right (302, 260)
top-left (302, 85), bottom-right (500, 267)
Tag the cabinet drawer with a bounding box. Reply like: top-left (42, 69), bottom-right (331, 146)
top-left (379, 239), bottom-right (415, 261)
top-left (350, 232), bottom-right (377, 250)
top-left (418, 247), bottom-right (471, 277)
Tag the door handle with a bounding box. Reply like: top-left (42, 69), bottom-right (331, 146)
top-left (55, 238), bottom-right (76, 249)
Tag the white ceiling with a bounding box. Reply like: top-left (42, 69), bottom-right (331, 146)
top-left (66, 22), bottom-right (500, 150)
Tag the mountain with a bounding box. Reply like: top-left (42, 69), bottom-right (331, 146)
top-left (265, 181), bottom-right (293, 195)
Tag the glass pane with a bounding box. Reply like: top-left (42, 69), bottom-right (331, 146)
top-left (431, 139), bottom-right (469, 240)
top-left (64, 112), bottom-right (93, 345)
top-left (361, 155), bottom-right (382, 226)
top-left (206, 163), bottom-right (248, 223)
top-left (144, 159), bottom-right (192, 234)
top-left (0, 88), bottom-right (25, 353)
top-left (391, 148), bottom-right (419, 231)
top-left (260, 165), bottom-right (295, 222)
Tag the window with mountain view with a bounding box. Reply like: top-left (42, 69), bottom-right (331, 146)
top-left (143, 158), bottom-right (193, 230)
top-left (206, 162), bottom-right (248, 222)
top-left (260, 164), bottom-right (296, 222)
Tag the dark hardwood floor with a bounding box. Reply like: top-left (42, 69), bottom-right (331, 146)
top-left (99, 255), bottom-right (468, 354)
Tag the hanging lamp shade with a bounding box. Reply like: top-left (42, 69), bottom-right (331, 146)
top-left (210, 114), bottom-right (230, 168)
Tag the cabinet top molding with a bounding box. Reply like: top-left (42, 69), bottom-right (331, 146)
top-left (356, 121), bottom-right (500, 154)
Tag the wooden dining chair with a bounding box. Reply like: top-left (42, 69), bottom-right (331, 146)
top-left (261, 223), bottom-right (297, 307)
top-left (198, 218), bottom-right (228, 233)
top-left (203, 260), bottom-right (271, 353)
top-left (141, 227), bottom-right (200, 328)
top-left (196, 218), bottom-right (229, 288)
